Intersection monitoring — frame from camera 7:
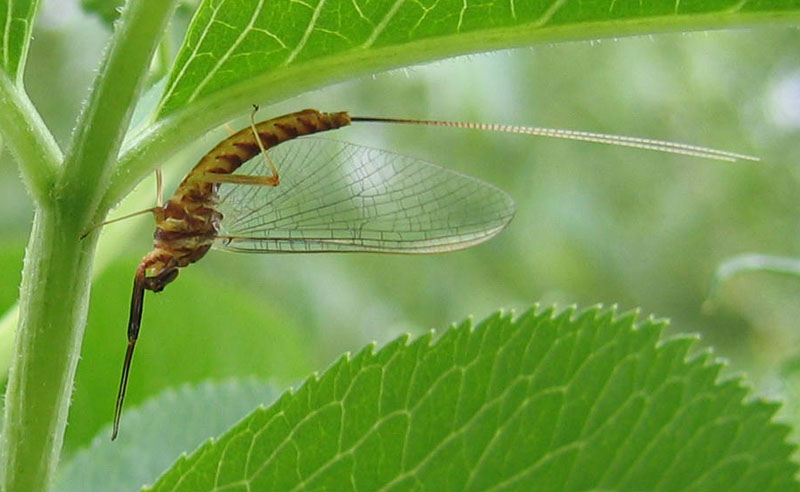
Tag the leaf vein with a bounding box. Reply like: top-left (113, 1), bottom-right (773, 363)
top-left (283, 0), bottom-right (329, 65)
top-left (251, 27), bottom-right (288, 49)
top-left (533, 0), bottom-right (568, 27)
top-left (361, 0), bottom-right (406, 49)
top-left (457, 0), bottom-right (467, 32)
top-left (188, 0), bottom-right (268, 104)
top-left (485, 441), bottom-right (584, 492)
top-left (158, 0), bottom-right (228, 113)
top-left (615, 375), bottom-right (695, 486)
top-left (3, 0), bottom-right (14, 71)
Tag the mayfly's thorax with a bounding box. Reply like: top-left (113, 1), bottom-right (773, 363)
top-left (150, 197), bottom-right (221, 268)
top-left (140, 109), bottom-right (356, 281)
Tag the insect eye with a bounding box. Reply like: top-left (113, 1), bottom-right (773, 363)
top-left (144, 268), bottom-right (179, 292)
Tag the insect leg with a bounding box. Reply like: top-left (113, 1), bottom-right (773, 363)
top-left (155, 167), bottom-right (164, 207)
top-left (250, 105), bottom-right (280, 184)
top-left (197, 173), bottom-right (280, 186)
top-left (80, 207), bottom-right (159, 239)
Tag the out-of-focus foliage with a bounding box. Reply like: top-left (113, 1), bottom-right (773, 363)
top-left (79, 0), bottom-right (120, 25)
top-left (64, 255), bottom-right (314, 453)
top-left (54, 380), bottom-right (279, 492)
top-left (0, 243), bottom-right (23, 311)
top-left (4, 0), bottom-right (799, 467)
top-left (80, 0), bottom-right (198, 25)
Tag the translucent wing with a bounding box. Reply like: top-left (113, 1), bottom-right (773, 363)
top-left (214, 138), bottom-right (515, 254)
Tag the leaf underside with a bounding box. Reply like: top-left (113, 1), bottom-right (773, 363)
top-left (156, 0), bottom-right (800, 118)
top-left (147, 306), bottom-right (798, 492)
top-left (102, 0), bottom-right (800, 212)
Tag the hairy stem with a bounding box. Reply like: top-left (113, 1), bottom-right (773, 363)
top-left (59, 0), bottom-right (178, 229)
top-left (0, 210), bottom-right (96, 492)
top-left (0, 72), bottom-right (61, 206)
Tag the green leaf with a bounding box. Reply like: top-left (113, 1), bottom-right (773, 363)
top-left (0, 0), bottom-right (39, 83)
top-left (148, 307), bottom-right (798, 491)
top-left (156, 0), bottom-right (800, 117)
top-left (53, 379), bottom-right (279, 492)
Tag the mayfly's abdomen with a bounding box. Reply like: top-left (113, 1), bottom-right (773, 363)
top-left (185, 109), bottom-right (352, 181)
top-left (157, 109), bottom-right (352, 262)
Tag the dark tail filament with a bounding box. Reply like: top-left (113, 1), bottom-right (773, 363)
top-left (350, 116), bottom-right (759, 162)
top-left (112, 267), bottom-right (146, 440)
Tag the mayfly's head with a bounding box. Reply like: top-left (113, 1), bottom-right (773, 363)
top-left (143, 267), bottom-right (179, 292)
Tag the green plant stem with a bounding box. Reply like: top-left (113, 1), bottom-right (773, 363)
top-left (0, 71), bottom-right (61, 207)
top-left (0, 166), bottom-right (175, 383)
top-left (0, 1), bottom-right (179, 490)
top-left (59, 0), bottom-right (179, 229)
top-left (0, 210), bottom-right (96, 492)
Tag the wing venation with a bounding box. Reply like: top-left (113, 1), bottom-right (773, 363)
top-left (214, 138), bottom-right (515, 254)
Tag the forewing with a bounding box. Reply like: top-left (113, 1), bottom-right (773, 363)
top-left (214, 138), bottom-right (514, 253)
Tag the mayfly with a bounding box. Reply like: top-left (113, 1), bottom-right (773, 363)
top-left (96, 106), bottom-right (758, 439)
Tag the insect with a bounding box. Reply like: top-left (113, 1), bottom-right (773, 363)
top-left (96, 106), bottom-right (758, 439)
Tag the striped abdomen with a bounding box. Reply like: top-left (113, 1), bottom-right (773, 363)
top-left (180, 109), bottom-right (351, 197)
top-left (149, 109), bottom-right (353, 271)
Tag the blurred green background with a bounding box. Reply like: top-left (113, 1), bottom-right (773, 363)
top-left (0, 2), bottom-right (798, 457)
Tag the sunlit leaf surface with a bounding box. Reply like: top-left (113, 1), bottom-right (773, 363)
top-left (148, 307), bottom-right (798, 491)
